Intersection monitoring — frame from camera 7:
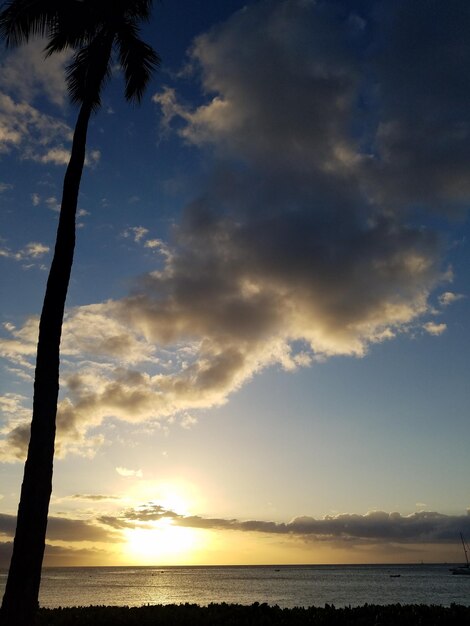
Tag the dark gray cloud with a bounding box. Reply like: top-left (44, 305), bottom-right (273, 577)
top-left (0, 513), bottom-right (118, 543)
top-left (0, 541), bottom-right (13, 567)
top-left (363, 0), bottom-right (470, 211)
top-left (71, 494), bottom-right (120, 501)
top-left (0, 541), bottom-right (110, 568)
top-left (159, 0), bottom-right (359, 171)
top-left (0, 514), bottom-right (17, 537)
top-left (157, 0), bottom-right (470, 214)
top-left (101, 504), bottom-right (470, 546)
top-left (97, 515), bottom-right (140, 531)
top-left (1, 422), bottom-right (31, 461)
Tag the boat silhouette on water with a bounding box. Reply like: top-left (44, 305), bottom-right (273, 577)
top-left (450, 533), bottom-right (470, 575)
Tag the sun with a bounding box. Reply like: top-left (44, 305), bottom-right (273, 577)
top-left (123, 519), bottom-right (200, 565)
top-left (119, 479), bottom-right (209, 564)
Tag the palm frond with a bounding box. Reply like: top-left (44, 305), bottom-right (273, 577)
top-left (117, 20), bottom-right (159, 104)
top-left (0, 0), bottom-right (62, 46)
top-left (1, 0), bottom-right (159, 108)
top-left (66, 31), bottom-right (114, 111)
top-left (44, 2), bottom-right (92, 55)
top-left (123, 0), bottom-right (155, 22)
top-left (98, 0), bottom-right (155, 23)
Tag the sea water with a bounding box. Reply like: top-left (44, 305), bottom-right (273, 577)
top-left (0, 564), bottom-right (469, 608)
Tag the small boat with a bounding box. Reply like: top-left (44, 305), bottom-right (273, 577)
top-left (450, 533), bottom-right (470, 575)
top-left (389, 574), bottom-right (401, 578)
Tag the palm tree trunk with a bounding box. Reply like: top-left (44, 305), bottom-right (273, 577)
top-left (1, 100), bottom-right (93, 626)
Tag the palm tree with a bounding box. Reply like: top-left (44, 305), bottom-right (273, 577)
top-left (0, 2), bottom-right (159, 624)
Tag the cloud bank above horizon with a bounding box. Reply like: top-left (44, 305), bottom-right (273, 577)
top-left (1, 505), bottom-right (469, 566)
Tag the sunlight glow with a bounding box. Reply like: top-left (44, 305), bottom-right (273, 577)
top-left (117, 480), bottom-right (209, 564)
top-left (124, 479), bottom-right (200, 515)
top-left (124, 520), bottom-right (199, 565)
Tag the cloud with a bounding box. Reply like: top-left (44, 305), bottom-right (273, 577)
top-left (180, 412), bottom-right (198, 429)
top-left (0, 182), bottom-right (13, 193)
top-left (439, 291), bottom-right (464, 307)
top-left (85, 149), bottom-right (101, 167)
top-left (1, 0), bottom-right (468, 462)
top-left (45, 196), bottom-right (61, 211)
top-left (121, 227), bottom-right (172, 262)
top-left (3, 505), bottom-right (467, 567)
top-left (155, 0), bottom-right (470, 219)
top-left (423, 322), bottom-right (447, 336)
top-left (0, 92), bottom-right (100, 167)
top-left (154, 0), bottom-right (359, 170)
top-left (0, 541), bottom-right (113, 567)
top-left (0, 39), bottom-right (69, 107)
top-left (0, 541), bottom-right (12, 565)
top-left (0, 92), bottom-right (72, 159)
top-left (38, 147), bottom-right (71, 166)
top-left (0, 317), bottom-right (42, 376)
top-left (115, 467), bottom-right (143, 478)
top-left (0, 513), bottom-right (118, 543)
top-left (360, 0), bottom-right (470, 213)
top-left (0, 306), bottom-right (156, 368)
top-left (71, 494), bottom-right (121, 502)
top-left (0, 241), bottom-right (50, 262)
top-left (122, 226), bottom-right (149, 243)
top-left (0, 392), bottom-right (30, 417)
top-left (100, 504), bottom-right (470, 546)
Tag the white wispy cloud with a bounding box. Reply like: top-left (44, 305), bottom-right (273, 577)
top-left (38, 147), bottom-right (71, 166)
top-left (122, 226), bottom-right (149, 243)
top-left (85, 149), bottom-right (101, 167)
top-left (0, 93), bottom-right (100, 168)
top-left (0, 241), bottom-right (49, 263)
top-left (423, 322), bottom-right (447, 336)
top-left (115, 467), bottom-right (143, 478)
top-left (45, 196), bottom-right (60, 212)
top-left (0, 393), bottom-right (30, 419)
top-left (0, 92), bottom-right (72, 159)
top-left (0, 39), bottom-right (69, 107)
top-left (439, 291), bottom-right (464, 307)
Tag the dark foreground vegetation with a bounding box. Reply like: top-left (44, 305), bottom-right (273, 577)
top-left (35, 602), bottom-right (470, 626)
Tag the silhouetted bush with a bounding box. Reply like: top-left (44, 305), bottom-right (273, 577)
top-left (35, 602), bottom-right (470, 626)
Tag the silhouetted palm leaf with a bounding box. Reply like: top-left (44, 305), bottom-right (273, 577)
top-left (117, 21), bottom-right (161, 103)
top-left (66, 33), bottom-right (114, 110)
top-left (0, 0), bottom-right (62, 46)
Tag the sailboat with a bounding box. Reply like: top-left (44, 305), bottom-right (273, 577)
top-left (450, 533), bottom-right (470, 575)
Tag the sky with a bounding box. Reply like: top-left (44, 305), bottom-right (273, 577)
top-left (0, 0), bottom-right (469, 567)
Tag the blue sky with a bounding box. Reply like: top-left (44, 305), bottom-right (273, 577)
top-left (0, 0), bottom-right (469, 566)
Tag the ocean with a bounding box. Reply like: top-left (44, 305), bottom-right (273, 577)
top-left (1, 564), bottom-right (469, 608)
